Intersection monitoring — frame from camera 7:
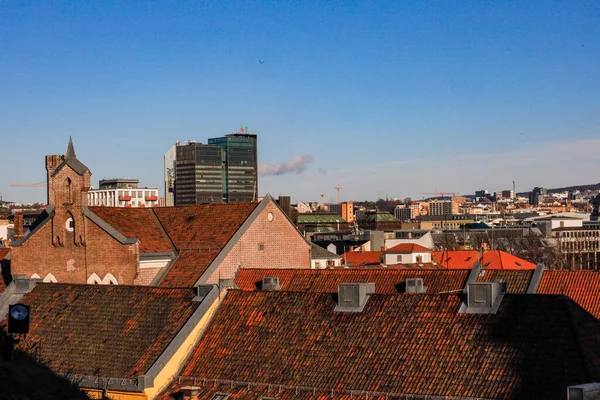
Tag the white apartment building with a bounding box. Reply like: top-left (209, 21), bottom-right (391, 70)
top-left (88, 178), bottom-right (159, 208)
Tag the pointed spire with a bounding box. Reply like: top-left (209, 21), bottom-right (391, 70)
top-left (66, 136), bottom-right (76, 160)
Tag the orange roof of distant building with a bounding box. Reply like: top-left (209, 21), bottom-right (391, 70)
top-left (386, 243), bottom-right (431, 253)
top-left (341, 251), bottom-right (383, 266)
top-left (432, 250), bottom-right (536, 270)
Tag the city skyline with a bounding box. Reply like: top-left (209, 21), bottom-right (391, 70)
top-left (2, 1), bottom-right (600, 203)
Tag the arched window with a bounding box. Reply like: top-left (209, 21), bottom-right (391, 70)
top-left (87, 273), bottom-right (102, 284)
top-left (65, 178), bottom-right (72, 203)
top-left (43, 273), bottom-right (57, 283)
top-left (30, 273), bottom-right (41, 279)
top-left (102, 273), bottom-right (118, 285)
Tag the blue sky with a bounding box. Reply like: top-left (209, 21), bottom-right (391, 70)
top-left (1, 1), bottom-right (599, 203)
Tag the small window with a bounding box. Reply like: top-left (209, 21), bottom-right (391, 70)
top-left (259, 244), bottom-right (265, 251)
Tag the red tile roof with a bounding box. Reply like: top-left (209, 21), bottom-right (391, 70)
top-left (0, 248), bottom-right (10, 259)
top-left (476, 269), bottom-right (534, 294)
top-left (159, 290), bottom-right (600, 400)
top-left (340, 251), bottom-right (383, 266)
top-left (433, 250), bottom-right (536, 270)
top-left (234, 268), bottom-right (469, 294)
top-left (386, 243), bottom-right (431, 253)
top-left (538, 270), bottom-right (600, 319)
top-left (88, 207), bottom-right (172, 253)
top-left (159, 249), bottom-right (221, 288)
top-left (154, 203), bottom-right (258, 250)
top-left (0, 284), bottom-right (200, 379)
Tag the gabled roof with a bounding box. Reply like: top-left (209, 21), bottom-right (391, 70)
top-left (88, 207), bottom-right (172, 253)
top-left (160, 290), bottom-right (600, 400)
top-left (341, 250), bottom-right (383, 266)
top-left (386, 243), bottom-right (431, 253)
top-left (310, 244), bottom-right (340, 260)
top-left (0, 284), bottom-right (201, 380)
top-left (432, 250), bottom-right (536, 270)
top-left (159, 249), bottom-right (221, 288)
top-left (538, 270), bottom-right (600, 319)
top-left (51, 137), bottom-right (90, 177)
top-left (234, 268), bottom-right (469, 293)
top-left (154, 203), bottom-right (259, 250)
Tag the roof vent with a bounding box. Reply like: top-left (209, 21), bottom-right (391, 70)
top-left (335, 282), bottom-right (375, 313)
top-left (462, 281), bottom-right (506, 314)
top-left (405, 278), bottom-right (427, 293)
top-left (568, 383), bottom-right (600, 400)
top-left (262, 276), bottom-right (280, 291)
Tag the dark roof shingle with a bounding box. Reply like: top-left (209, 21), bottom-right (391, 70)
top-left (88, 207), bottom-right (172, 253)
top-left (160, 249), bottom-right (221, 288)
top-left (0, 284), bottom-right (200, 379)
top-left (161, 290), bottom-right (600, 400)
top-left (154, 203), bottom-right (258, 250)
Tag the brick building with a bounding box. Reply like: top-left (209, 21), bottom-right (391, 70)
top-left (8, 139), bottom-right (310, 287)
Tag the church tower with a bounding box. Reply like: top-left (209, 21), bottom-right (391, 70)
top-left (46, 138), bottom-right (91, 247)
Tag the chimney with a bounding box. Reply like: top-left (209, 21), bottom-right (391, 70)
top-left (13, 214), bottom-right (24, 241)
top-left (335, 282), bottom-right (375, 312)
top-left (177, 386), bottom-right (201, 400)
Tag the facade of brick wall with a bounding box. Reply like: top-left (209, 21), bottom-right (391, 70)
top-left (204, 201), bottom-right (311, 284)
top-left (11, 152), bottom-right (139, 285)
top-left (11, 215), bottom-right (140, 285)
top-left (134, 267), bottom-right (163, 285)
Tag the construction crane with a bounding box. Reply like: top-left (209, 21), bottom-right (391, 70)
top-left (334, 185), bottom-right (344, 204)
top-left (10, 182), bottom-right (46, 187)
top-left (420, 191), bottom-right (461, 200)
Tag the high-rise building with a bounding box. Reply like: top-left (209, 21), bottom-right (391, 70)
top-left (429, 200), bottom-right (454, 216)
top-left (208, 133), bottom-right (258, 203)
top-left (164, 144), bottom-right (177, 206)
top-left (172, 133), bottom-right (258, 205)
top-left (529, 187), bottom-right (547, 206)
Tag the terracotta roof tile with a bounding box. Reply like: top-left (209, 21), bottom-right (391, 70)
top-left (160, 290), bottom-right (600, 400)
top-left (386, 243), bottom-right (431, 253)
top-left (88, 207), bottom-right (172, 253)
top-left (160, 249), bottom-right (221, 288)
top-left (154, 203), bottom-right (258, 250)
top-left (538, 270), bottom-right (600, 319)
top-left (0, 248), bottom-right (10, 259)
top-left (341, 251), bottom-right (383, 266)
top-left (235, 268), bottom-right (469, 294)
top-left (0, 284), bottom-right (200, 379)
top-left (432, 250), bottom-right (536, 270)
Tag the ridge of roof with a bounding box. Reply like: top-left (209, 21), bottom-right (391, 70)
top-left (386, 243), bottom-right (432, 253)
